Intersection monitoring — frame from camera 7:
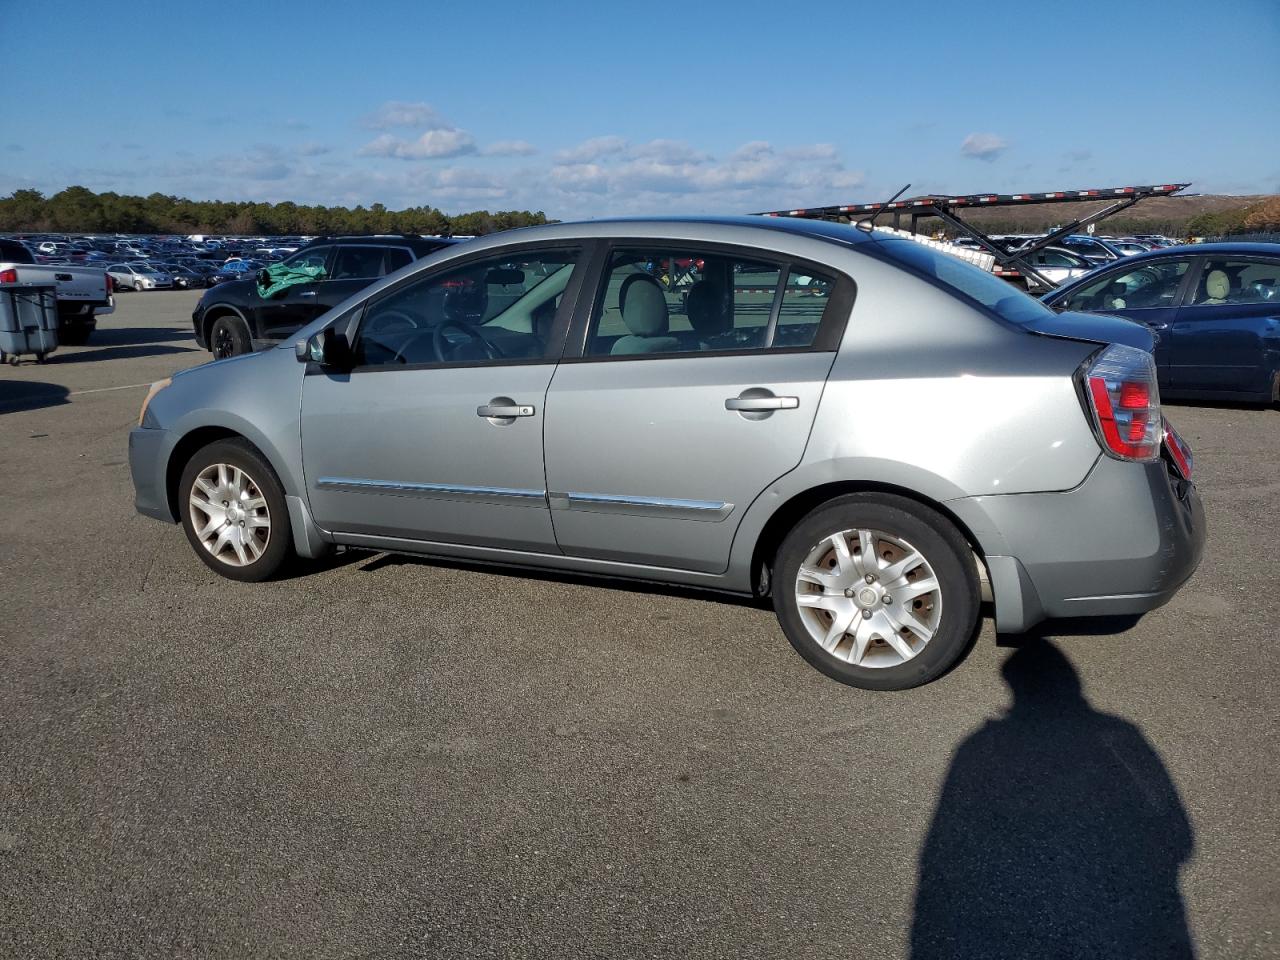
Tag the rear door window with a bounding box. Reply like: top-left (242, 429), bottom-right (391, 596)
top-left (1190, 259), bottom-right (1280, 305)
top-left (584, 247), bottom-right (838, 357)
top-left (331, 246), bottom-right (388, 281)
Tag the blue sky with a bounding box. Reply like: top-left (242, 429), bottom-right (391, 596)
top-left (4, 0), bottom-right (1277, 217)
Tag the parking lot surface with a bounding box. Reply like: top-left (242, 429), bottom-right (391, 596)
top-left (1, 292), bottom-right (1277, 959)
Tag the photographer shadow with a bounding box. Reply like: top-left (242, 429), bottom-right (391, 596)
top-left (911, 640), bottom-right (1196, 959)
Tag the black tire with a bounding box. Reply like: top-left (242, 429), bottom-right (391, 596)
top-left (209, 314), bottom-right (251, 359)
top-left (59, 323), bottom-right (94, 346)
top-left (773, 493), bottom-right (980, 691)
top-left (178, 438), bottom-right (293, 582)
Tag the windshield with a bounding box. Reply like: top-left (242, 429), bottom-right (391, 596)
top-left (875, 238), bottom-right (1055, 325)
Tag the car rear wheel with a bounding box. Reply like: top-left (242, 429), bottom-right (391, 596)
top-left (773, 493), bottom-right (980, 690)
top-left (58, 322), bottom-right (94, 346)
top-left (209, 314), bottom-right (251, 359)
top-left (179, 439), bottom-right (293, 582)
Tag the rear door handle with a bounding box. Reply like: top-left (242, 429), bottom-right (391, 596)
top-left (298, 290), bottom-right (317, 297)
top-left (477, 402), bottom-right (536, 418)
top-left (725, 395), bottom-right (799, 411)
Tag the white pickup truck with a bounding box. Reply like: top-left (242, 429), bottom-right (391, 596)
top-left (0, 237), bottom-right (114, 344)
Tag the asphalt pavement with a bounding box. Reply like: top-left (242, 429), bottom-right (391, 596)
top-left (1, 291), bottom-right (1276, 958)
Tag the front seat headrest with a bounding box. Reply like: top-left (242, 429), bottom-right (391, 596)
top-left (619, 274), bottom-right (669, 336)
top-left (684, 280), bottom-right (730, 337)
top-left (1204, 269), bottom-right (1230, 301)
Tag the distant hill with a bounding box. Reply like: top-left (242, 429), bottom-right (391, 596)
top-left (931, 193), bottom-right (1277, 239)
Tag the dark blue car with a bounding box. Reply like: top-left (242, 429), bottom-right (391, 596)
top-left (208, 259), bottom-right (263, 287)
top-left (1045, 242), bottom-right (1280, 403)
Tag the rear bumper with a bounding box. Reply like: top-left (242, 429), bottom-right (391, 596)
top-left (129, 427), bottom-right (177, 523)
top-left (950, 455), bottom-right (1205, 633)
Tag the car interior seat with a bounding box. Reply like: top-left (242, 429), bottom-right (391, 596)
top-left (611, 274), bottom-right (680, 355)
top-left (682, 280), bottom-right (732, 349)
top-left (1202, 269), bottom-right (1231, 304)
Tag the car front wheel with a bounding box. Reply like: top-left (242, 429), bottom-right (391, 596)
top-left (209, 315), bottom-right (251, 359)
top-left (773, 493), bottom-right (980, 690)
top-left (179, 439), bottom-right (293, 582)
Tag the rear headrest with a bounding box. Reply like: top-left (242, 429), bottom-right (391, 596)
top-left (619, 274), bottom-right (669, 337)
top-left (1204, 269), bottom-right (1230, 300)
top-left (684, 281), bottom-right (731, 337)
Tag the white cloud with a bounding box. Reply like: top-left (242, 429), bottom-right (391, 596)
top-left (484, 139), bottom-right (538, 157)
top-left (540, 137), bottom-right (865, 215)
top-left (362, 101), bottom-right (445, 130)
top-left (960, 132), bottom-right (1009, 161)
top-left (555, 135), bottom-right (628, 163)
top-left (359, 129), bottom-right (478, 160)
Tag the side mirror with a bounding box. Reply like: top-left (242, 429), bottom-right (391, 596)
top-left (257, 268), bottom-right (270, 286)
top-left (296, 327), bottom-right (354, 369)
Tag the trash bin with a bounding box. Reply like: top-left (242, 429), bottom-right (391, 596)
top-left (0, 283), bottom-right (58, 365)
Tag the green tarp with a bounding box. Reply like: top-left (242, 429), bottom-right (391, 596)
top-left (256, 262), bottom-right (326, 299)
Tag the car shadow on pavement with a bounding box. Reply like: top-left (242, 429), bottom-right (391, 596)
top-left (86, 326), bottom-right (194, 347)
top-left (0, 380), bottom-right (70, 414)
top-left (49, 344), bottom-right (197, 365)
top-left (910, 639), bottom-right (1197, 960)
top-left (355, 551), bottom-right (774, 609)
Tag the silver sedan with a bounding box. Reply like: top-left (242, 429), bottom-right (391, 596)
top-left (129, 216), bottom-right (1204, 690)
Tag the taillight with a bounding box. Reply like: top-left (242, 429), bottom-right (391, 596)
top-left (1083, 343), bottom-right (1161, 461)
top-left (0, 268), bottom-right (17, 284)
top-left (105, 273), bottom-right (114, 294)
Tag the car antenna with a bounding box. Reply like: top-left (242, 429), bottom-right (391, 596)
top-left (856, 183), bottom-right (910, 233)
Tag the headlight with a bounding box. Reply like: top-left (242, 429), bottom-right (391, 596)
top-left (138, 377), bottom-right (172, 427)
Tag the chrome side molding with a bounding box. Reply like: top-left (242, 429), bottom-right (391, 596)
top-left (316, 476), bottom-right (546, 507)
top-left (548, 490), bottom-right (733, 522)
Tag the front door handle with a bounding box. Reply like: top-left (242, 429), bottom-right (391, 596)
top-left (477, 401), bottom-right (536, 418)
top-left (298, 290), bottom-right (318, 297)
top-left (725, 395), bottom-right (799, 411)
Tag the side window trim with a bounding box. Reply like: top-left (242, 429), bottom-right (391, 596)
top-left (561, 238), bottom-right (854, 362)
top-left (1176, 256), bottom-right (1206, 308)
top-left (761, 264), bottom-right (790, 349)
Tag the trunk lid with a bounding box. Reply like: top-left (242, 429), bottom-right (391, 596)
top-left (1022, 310), bottom-right (1155, 353)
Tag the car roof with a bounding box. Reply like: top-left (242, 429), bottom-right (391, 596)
top-left (545, 215), bottom-right (878, 246)
top-left (299, 235), bottom-right (462, 252)
top-left (1119, 241), bottom-right (1280, 261)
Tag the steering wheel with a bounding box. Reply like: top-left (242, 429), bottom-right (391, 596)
top-left (363, 308), bottom-right (420, 337)
top-left (432, 319), bottom-right (501, 363)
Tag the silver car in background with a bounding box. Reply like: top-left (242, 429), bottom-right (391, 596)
top-left (107, 262), bottom-right (173, 290)
top-left (129, 217), bottom-right (1204, 690)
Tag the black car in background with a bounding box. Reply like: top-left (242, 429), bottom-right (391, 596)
top-left (192, 235), bottom-right (460, 357)
top-left (1044, 242), bottom-right (1280, 403)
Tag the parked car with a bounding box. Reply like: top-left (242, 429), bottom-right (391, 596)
top-left (107, 263), bottom-right (173, 290)
top-left (169, 265), bottom-right (208, 289)
top-left (1054, 234), bottom-right (1126, 265)
top-left (0, 237), bottom-right (115, 344)
top-left (192, 235), bottom-right (459, 358)
top-left (131, 216), bottom-right (1204, 691)
top-left (207, 260), bottom-right (263, 288)
top-left (1108, 239), bottom-right (1154, 256)
top-left (1044, 241), bottom-right (1280, 403)
top-left (1007, 245), bottom-right (1095, 286)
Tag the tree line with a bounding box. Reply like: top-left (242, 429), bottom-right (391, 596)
top-left (0, 186), bottom-right (550, 237)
